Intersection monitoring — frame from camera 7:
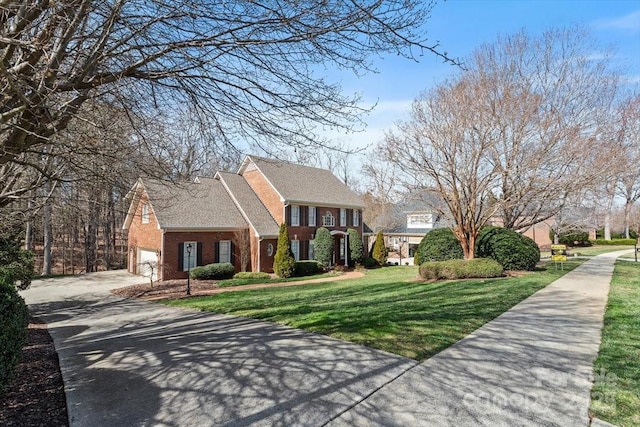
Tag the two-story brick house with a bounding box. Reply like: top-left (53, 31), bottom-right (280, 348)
top-left (123, 155), bottom-right (365, 280)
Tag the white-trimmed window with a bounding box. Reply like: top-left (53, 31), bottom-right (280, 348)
top-left (219, 240), bottom-right (231, 263)
top-left (267, 243), bottom-right (274, 257)
top-left (183, 241), bottom-right (197, 271)
top-left (339, 237), bottom-right (345, 258)
top-left (340, 208), bottom-right (347, 227)
top-left (353, 209), bottom-right (360, 226)
top-left (407, 213), bottom-right (433, 229)
top-left (291, 205), bottom-right (300, 226)
top-left (291, 240), bottom-right (300, 261)
top-left (308, 206), bottom-right (316, 226)
top-left (141, 203), bottom-right (150, 224)
top-left (322, 211), bottom-right (335, 227)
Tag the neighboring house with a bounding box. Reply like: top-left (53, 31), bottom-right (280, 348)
top-left (364, 193), bottom-right (449, 258)
top-left (123, 155), bottom-right (365, 280)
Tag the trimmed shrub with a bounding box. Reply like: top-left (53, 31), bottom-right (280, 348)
top-left (549, 230), bottom-right (591, 247)
top-left (0, 278), bottom-right (29, 392)
top-left (590, 238), bottom-right (636, 246)
top-left (233, 272), bottom-right (271, 280)
top-left (190, 263), bottom-right (235, 280)
top-left (372, 231), bottom-right (387, 266)
top-left (361, 257), bottom-right (378, 268)
top-left (477, 226), bottom-right (540, 271)
top-left (419, 258), bottom-right (503, 280)
top-left (414, 228), bottom-right (463, 265)
top-left (347, 229), bottom-right (364, 267)
top-left (313, 227), bottom-right (333, 267)
top-left (274, 223), bottom-right (296, 278)
top-left (294, 260), bottom-right (323, 277)
top-left (595, 229), bottom-right (638, 240)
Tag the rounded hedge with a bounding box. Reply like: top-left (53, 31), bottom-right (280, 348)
top-left (476, 226), bottom-right (540, 271)
top-left (414, 228), bottom-right (464, 265)
top-left (294, 260), bottom-right (323, 277)
top-left (419, 258), bottom-right (504, 280)
top-left (233, 272), bottom-right (271, 280)
top-left (190, 263), bottom-right (235, 280)
top-left (0, 279), bottom-right (29, 392)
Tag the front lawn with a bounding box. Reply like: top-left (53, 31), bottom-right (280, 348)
top-left (590, 261), bottom-right (640, 427)
top-left (166, 261), bottom-right (582, 361)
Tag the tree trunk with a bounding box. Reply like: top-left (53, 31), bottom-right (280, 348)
top-left (604, 212), bottom-right (612, 241)
top-left (25, 199), bottom-right (34, 251)
top-left (42, 193), bottom-right (52, 275)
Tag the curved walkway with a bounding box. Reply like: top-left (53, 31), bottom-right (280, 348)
top-left (20, 251), bottom-right (628, 426)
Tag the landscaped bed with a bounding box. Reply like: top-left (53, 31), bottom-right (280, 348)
top-left (165, 261), bottom-right (584, 361)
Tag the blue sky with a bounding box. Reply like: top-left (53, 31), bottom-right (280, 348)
top-left (328, 0), bottom-right (640, 152)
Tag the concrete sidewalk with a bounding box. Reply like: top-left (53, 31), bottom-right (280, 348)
top-left (21, 251), bottom-right (626, 426)
top-left (329, 251), bottom-right (630, 426)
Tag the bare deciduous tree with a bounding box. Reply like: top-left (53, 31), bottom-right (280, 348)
top-left (384, 27), bottom-right (622, 258)
top-left (1, 0), bottom-right (455, 208)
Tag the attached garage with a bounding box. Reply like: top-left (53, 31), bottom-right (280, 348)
top-left (137, 249), bottom-right (158, 281)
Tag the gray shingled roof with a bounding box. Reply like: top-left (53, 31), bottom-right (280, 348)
top-left (143, 178), bottom-right (247, 229)
top-left (216, 172), bottom-right (280, 237)
top-left (244, 156), bottom-right (364, 208)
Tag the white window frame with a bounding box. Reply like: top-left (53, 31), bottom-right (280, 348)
top-left (308, 206), bottom-right (316, 226)
top-left (340, 208), bottom-right (346, 227)
top-left (267, 243), bottom-right (274, 257)
top-left (291, 205), bottom-right (300, 226)
top-left (141, 203), bottom-right (150, 224)
top-left (322, 211), bottom-right (335, 227)
top-left (183, 241), bottom-right (197, 271)
top-left (353, 209), bottom-right (360, 226)
top-left (219, 240), bottom-right (231, 263)
top-left (291, 240), bottom-right (300, 261)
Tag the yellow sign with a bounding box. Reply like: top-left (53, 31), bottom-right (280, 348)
top-left (551, 244), bottom-right (567, 262)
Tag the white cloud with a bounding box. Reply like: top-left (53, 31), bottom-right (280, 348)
top-left (595, 10), bottom-right (640, 32)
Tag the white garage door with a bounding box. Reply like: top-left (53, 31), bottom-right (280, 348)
top-left (138, 249), bottom-right (158, 281)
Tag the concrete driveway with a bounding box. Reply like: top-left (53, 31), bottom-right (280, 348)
top-left (21, 251), bottom-right (626, 426)
top-left (21, 271), bottom-right (416, 426)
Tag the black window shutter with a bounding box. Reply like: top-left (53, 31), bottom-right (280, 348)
top-left (347, 209), bottom-right (352, 227)
top-left (214, 241), bottom-right (220, 263)
top-left (197, 242), bottom-right (203, 266)
top-left (286, 206), bottom-right (291, 225)
top-left (301, 206), bottom-right (307, 226)
top-left (230, 242), bottom-right (235, 267)
top-left (178, 242), bottom-right (184, 271)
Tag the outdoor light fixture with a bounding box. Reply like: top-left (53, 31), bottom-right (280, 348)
top-left (399, 237), bottom-right (407, 265)
top-left (186, 243), bottom-right (192, 296)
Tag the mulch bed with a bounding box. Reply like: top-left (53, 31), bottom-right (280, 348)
top-left (111, 279), bottom-right (220, 301)
top-left (0, 317), bottom-right (68, 427)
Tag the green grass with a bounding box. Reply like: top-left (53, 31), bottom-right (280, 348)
top-left (166, 261), bottom-right (583, 361)
top-left (216, 272), bottom-right (338, 287)
top-left (541, 245), bottom-right (635, 259)
top-left (571, 246), bottom-right (635, 257)
top-left (590, 261), bottom-right (640, 427)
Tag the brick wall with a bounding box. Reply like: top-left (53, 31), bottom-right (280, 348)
top-left (243, 169), bottom-right (284, 224)
top-left (127, 192), bottom-right (162, 274)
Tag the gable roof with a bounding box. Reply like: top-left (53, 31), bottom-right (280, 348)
top-left (238, 155), bottom-right (364, 208)
top-left (123, 177), bottom-right (247, 230)
top-left (215, 171), bottom-right (279, 238)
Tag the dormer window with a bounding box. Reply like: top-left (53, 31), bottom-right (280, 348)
top-left (407, 213), bottom-right (432, 229)
top-left (322, 211), bottom-right (335, 227)
top-left (142, 204), bottom-right (150, 224)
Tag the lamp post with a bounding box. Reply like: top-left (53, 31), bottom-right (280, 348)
top-left (186, 243), bottom-right (192, 296)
